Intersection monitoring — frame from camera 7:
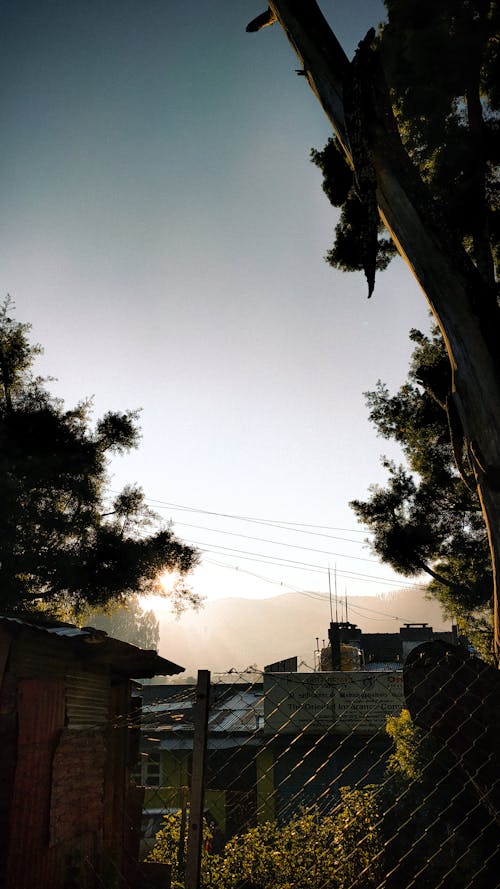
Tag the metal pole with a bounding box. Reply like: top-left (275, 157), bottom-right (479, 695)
top-left (185, 670), bottom-right (210, 889)
top-left (177, 785), bottom-right (188, 874)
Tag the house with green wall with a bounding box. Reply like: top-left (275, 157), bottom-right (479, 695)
top-left (135, 675), bottom-right (394, 854)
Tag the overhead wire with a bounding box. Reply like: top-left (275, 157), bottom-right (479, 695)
top-left (106, 491), bottom-right (392, 573)
top-left (174, 522), bottom-right (379, 563)
top-left (201, 547), bottom-right (422, 589)
top-left (184, 538), bottom-right (376, 573)
top-left (105, 490), bottom-right (427, 605)
top-left (200, 561), bottom-right (405, 619)
top-left (108, 491), bottom-right (368, 537)
top-left (172, 519), bottom-right (364, 548)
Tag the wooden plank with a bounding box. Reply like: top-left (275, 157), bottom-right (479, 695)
top-left (185, 670), bottom-right (210, 889)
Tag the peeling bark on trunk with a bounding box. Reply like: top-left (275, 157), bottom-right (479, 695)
top-left (256, 0), bottom-right (500, 659)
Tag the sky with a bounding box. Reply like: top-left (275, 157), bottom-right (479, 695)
top-left (0, 1), bottom-right (432, 609)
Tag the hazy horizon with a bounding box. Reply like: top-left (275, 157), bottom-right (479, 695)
top-left (156, 586), bottom-right (451, 677)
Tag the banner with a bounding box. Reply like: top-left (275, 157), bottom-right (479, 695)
top-left (263, 671), bottom-right (404, 735)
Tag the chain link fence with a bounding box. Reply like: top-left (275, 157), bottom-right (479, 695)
top-left (6, 644), bottom-right (498, 888)
top-left (133, 644), bottom-right (500, 888)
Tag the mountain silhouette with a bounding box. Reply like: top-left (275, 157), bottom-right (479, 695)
top-left (159, 588), bottom-right (450, 678)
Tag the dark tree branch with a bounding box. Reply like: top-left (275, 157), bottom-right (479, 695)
top-left (249, 0), bottom-right (500, 659)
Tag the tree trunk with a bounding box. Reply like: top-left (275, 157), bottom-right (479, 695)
top-left (257, 0), bottom-right (500, 659)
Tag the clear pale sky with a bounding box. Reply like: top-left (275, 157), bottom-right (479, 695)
top-left (0, 1), bottom-right (431, 606)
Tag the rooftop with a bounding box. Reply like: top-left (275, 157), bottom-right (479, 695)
top-left (0, 614), bottom-right (184, 678)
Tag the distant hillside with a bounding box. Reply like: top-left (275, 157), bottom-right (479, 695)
top-left (159, 587), bottom-right (450, 678)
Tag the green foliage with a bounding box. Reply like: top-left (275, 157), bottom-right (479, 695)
top-left (84, 594), bottom-right (160, 649)
top-left (350, 326), bottom-right (493, 646)
top-left (312, 1), bottom-right (499, 292)
top-left (382, 709), bottom-right (500, 887)
top-left (381, 0), bottom-right (499, 283)
top-left (0, 299), bottom-right (199, 615)
top-left (310, 140), bottom-right (397, 280)
top-left (147, 809), bottom-right (213, 886)
top-left (149, 796), bottom-right (382, 889)
top-left (385, 708), bottom-right (435, 782)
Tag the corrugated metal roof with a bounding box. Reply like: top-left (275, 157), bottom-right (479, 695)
top-left (208, 690), bottom-right (264, 732)
top-left (0, 615), bottom-right (184, 678)
top-left (140, 687), bottom-right (265, 735)
top-left (143, 701), bottom-right (192, 713)
top-left (159, 736), bottom-right (262, 751)
top-left (1, 616), bottom-right (92, 638)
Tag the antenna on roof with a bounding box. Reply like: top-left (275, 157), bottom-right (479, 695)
top-left (345, 588), bottom-right (349, 623)
top-left (328, 566), bottom-right (334, 622)
top-left (335, 564), bottom-right (339, 621)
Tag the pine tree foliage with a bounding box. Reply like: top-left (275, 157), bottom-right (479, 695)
top-left (350, 327), bottom-right (492, 639)
top-left (310, 137), bottom-right (397, 283)
top-left (0, 298), bottom-right (199, 614)
top-left (312, 0), bottom-right (499, 296)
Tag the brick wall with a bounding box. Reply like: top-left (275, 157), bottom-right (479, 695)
top-left (50, 729), bottom-right (106, 846)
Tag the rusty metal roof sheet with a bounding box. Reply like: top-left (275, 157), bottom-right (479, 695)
top-left (0, 615), bottom-right (184, 678)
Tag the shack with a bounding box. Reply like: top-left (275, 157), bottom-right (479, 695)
top-left (0, 614), bottom-right (183, 889)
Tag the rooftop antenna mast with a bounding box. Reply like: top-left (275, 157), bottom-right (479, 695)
top-left (328, 565), bottom-right (339, 622)
top-left (335, 565), bottom-right (339, 621)
top-left (345, 588), bottom-right (349, 623)
top-left (328, 566), bottom-right (334, 621)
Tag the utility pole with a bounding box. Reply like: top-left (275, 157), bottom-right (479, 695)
top-left (185, 670), bottom-right (210, 889)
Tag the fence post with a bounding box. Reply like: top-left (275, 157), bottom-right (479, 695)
top-left (185, 670), bottom-right (210, 889)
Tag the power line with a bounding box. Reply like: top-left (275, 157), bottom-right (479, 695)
top-left (204, 559), bottom-right (302, 592)
top-left (196, 544), bottom-right (422, 588)
top-left (185, 538), bottom-right (368, 573)
top-left (111, 492), bottom-right (368, 538)
top-left (106, 491), bottom-right (384, 570)
top-left (105, 490), bottom-right (423, 594)
top-left (203, 558), bottom-right (426, 621)
top-left (172, 521), bottom-right (377, 563)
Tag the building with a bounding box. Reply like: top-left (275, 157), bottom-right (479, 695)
top-left (135, 621), bottom-right (460, 854)
top-left (137, 682), bottom-right (265, 850)
top-left (317, 621), bottom-right (459, 671)
top-left (136, 673), bottom-right (394, 848)
top-left (0, 614), bottom-right (184, 889)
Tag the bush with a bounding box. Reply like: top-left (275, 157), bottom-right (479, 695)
top-left (146, 809), bottom-right (212, 885)
top-left (148, 791), bottom-right (382, 889)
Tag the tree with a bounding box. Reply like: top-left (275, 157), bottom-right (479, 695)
top-left (0, 298), bottom-right (199, 615)
top-left (379, 708), bottom-right (500, 888)
top-left (349, 326), bottom-right (493, 650)
top-left (246, 1), bottom-right (500, 657)
top-left (84, 594), bottom-right (160, 649)
top-left (311, 1), bottom-right (499, 292)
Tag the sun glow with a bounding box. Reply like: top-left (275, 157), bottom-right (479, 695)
top-left (157, 568), bottom-right (182, 596)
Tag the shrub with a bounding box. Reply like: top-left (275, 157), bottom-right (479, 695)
top-left (148, 791), bottom-right (382, 889)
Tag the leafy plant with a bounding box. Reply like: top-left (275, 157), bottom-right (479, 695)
top-left (149, 795), bottom-right (382, 889)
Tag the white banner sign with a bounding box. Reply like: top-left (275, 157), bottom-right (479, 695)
top-left (263, 672), bottom-right (404, 735)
